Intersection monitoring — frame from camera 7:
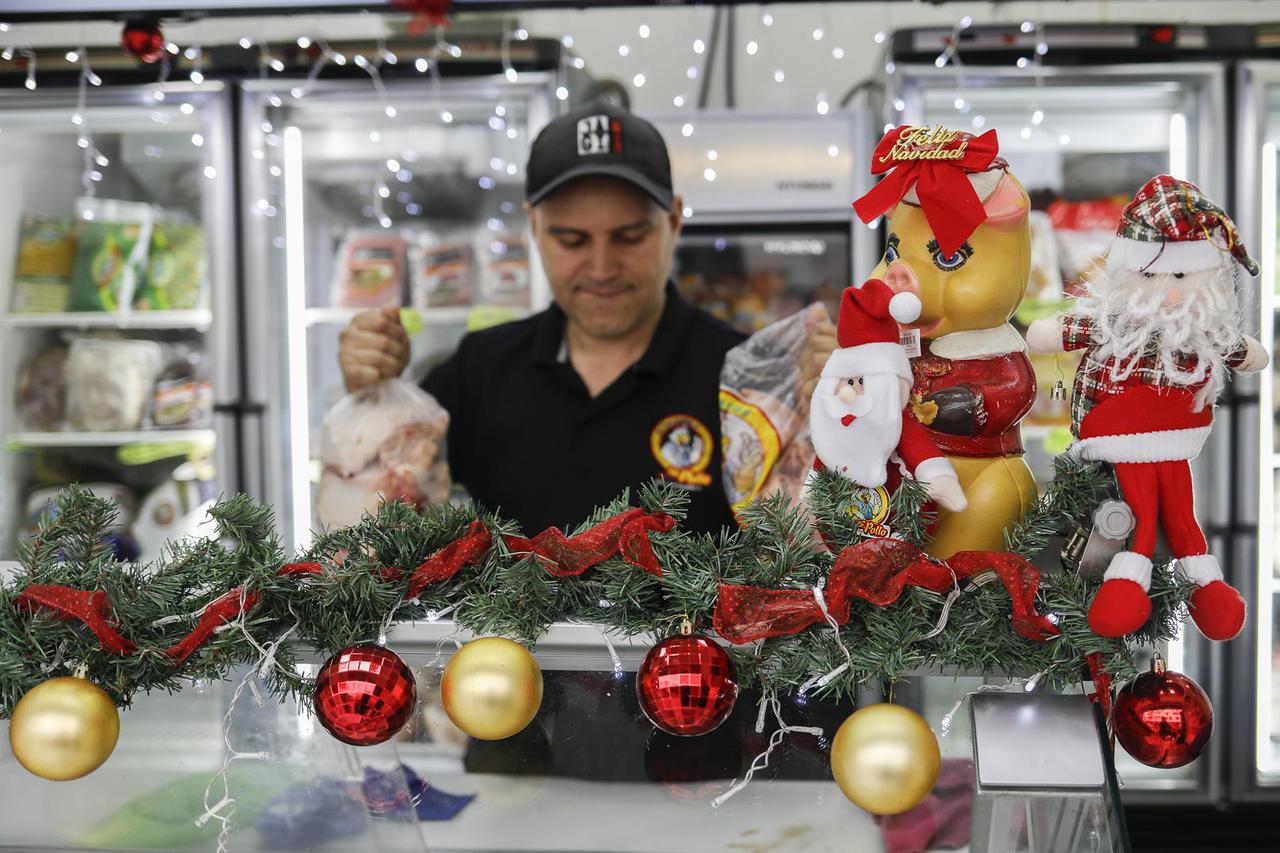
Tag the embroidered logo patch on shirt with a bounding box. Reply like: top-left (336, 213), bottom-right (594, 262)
top-left (577, 115), bottom-right (622, 156)
top-left (651, 414), bottom-right (713, 488)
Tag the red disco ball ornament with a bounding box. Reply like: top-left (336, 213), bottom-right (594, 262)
top-left (121, 20), bottom-right (167, 64)
top-left (314, 645), bottom-right (417, 746)
top-left (637, 630), bottom-right (738, 737)
top-left (1112, 655), bottom-right (1213, 768)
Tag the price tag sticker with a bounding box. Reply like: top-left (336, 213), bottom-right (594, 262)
top-left (899, 328), bottom-right (922, 358)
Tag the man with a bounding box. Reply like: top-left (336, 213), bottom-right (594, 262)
top-left (339, 103), bottom-right (836, 535)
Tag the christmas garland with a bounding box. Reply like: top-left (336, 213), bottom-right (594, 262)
top-left (0, 457), bottom-right (1191, 718)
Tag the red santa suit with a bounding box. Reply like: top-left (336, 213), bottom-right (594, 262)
top-left (909, 325), bottom-right (1037, 458)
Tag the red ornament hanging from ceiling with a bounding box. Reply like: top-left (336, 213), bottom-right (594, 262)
top-left (394, 0), bottom-right (454, 36)
top-left (121, 19), bottom-right (167, 64)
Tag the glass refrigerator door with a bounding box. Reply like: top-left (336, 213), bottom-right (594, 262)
top-left (895, 63), bottom-right (1227, 797)
top-left (242, 75), bottom-right (555, 552)
top-left (0, 83), bottom-right (238, 564)
top-left (675, 223), bottom-right (851, 335)
top-left (1238, 61), bottom-right (1280, 795)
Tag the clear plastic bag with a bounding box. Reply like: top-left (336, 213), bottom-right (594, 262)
top-left (64, 336), bottom-right (163, 431)
top-left (719, 303), bottom-right (827, 517)
top-left (317, 379), bottom-right (451, 529)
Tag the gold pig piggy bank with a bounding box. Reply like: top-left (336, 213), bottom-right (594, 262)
top-left (855, 125), bottom-right (1037, 557)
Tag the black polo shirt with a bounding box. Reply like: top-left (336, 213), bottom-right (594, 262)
top-left (422, 283), bottom-right (746, 535)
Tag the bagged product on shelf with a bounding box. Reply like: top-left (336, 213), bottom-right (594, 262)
top-left (1047, 197), bottom-right (1128, 297)
top-left (719, 303), bottom-right (828, 520)
top-left (330, 231), bottom-right (408, 309)
top-left (316, 379), bottom-right (451, 529)
top-left (24, 483), bottom-right (140, 561)
top-left (1025, 210), bottom-right (1065, 303)
top-left (412, 236), bottom-right (475, 309)
top-left (15, 345), bottom-right (68, 431)
top-left (68, 199), bottom-right (154, 312)
top-left (151, 345), bottom-right (214, 428)
top-left (134, 221), bottom-right (207, 311)
top-left (11, 215), bottom-right (78, 313)
top-left (64, 336), bottom-right (163, 431)
top-left (479, 233), bottom-right (531, 307)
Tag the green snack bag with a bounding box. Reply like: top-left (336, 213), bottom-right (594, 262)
top-left (135, 222), bottom-right (207, 311)
top-left (11, 215), bottom-right (77, 313)
top-left (69, 199), bottom-right (153, 312)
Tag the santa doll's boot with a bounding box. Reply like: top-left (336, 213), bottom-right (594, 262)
top-left (1179, 554), bottom-right (1246, 641)
top-left (1089, 552), bottom-right (1153, 637)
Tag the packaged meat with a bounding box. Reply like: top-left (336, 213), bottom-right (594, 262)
top-left (134, 221), bottom-right (207, 311)
top-left (331, 231), bottom-right (407, 309)
top-left (152, 347), bottom-right (214, 428)
top-left (64, 337), bottom-right (163, 432)
top-left (11, 215), bottom-right (77, 313)
top-left (412, 237), bottom-right (475, 309)
top-left (719, 303), bottom-right (829, 519)
top-left (15, 345), bottom-right (68, 432)
top-left (479, 233), bottom-right (531, 307)
top-left (69, 199), bottom-right (154, 312)
top-left (316, 379), bottom-right (451, 529)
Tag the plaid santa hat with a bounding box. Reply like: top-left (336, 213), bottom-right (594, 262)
top-left (821, 279), bottom-right (921, 381)
top-left (1108, 175), bottom-right (1258, 276)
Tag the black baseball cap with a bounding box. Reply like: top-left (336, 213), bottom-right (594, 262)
top-left (525, 103), bottom-right (674, 210)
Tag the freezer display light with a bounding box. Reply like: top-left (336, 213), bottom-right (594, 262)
top-left (763, 239), bottom-right (827, 256)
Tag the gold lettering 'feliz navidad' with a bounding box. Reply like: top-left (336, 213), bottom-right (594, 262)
top-left (879, 125), bottom-right (969, 164)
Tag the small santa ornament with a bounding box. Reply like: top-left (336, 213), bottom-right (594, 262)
top-left (811, 279), bottom-right (968, 512)
top-left (1028, 175), bottom-right (1270, 641)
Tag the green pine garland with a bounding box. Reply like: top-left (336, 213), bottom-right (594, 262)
top-left (0, 458), bottom-right (1191, 718)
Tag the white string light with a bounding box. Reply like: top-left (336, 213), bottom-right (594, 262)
top-left (502, 22), bottom-right (518, 82)
top-left (21, 48), bottom-right (36, 90)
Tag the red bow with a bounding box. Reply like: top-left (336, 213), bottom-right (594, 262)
top-left (505, 508), bottom-right (674, 577)
top-left (165, 587), bottom-right (261, 664)
top-left (13, 584), bottom-right (137, 655)
top-left (852, 126), bottom-right (1001, 257)
top-left (713, 537), bottom-right (1057, 645)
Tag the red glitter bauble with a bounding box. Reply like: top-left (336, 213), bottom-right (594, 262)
top-left (637, 633), bottom-right (738, 737)
top-left (314, 645), bottom-right (417, 746)
top-left (1113, 660), bottom-right (1213, 768)
top-left (121, 21), bottom-right (167, 64)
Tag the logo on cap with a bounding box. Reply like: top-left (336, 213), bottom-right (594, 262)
top-left (577, 115), bottom-right (623, 156)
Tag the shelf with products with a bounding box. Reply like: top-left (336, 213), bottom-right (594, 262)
top-left (3, 310), bottom-right (213, 330)
top-left (6, 429), bottom-right (215, 450)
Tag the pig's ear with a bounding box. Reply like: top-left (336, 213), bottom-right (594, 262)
top-left (981, 173), bottom-right (1029, 232)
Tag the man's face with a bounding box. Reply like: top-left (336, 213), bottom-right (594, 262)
top-left (528, 176), bottom-right (681, 340)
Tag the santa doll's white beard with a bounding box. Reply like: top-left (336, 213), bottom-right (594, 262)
top-left (810, 374), bottom-right (904, 487)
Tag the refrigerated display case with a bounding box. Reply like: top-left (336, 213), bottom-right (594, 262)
top-left (1233, 60), bottom-right (1280, 799)
top-left (649, 111), bottom-right (877, 335)
top-left (0, 81), bottom-right (240, 562)
top-left (890, 61), bottom-right (1228, 799)
top-left (240, 73), bottom-right (559, 552)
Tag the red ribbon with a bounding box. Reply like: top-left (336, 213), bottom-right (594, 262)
top-left (504, 508), bottom-right (675, 577)
top-left (13, 585), bottom-right (137, 655)
top-left (852, 126), bottom-right (1001, 257)
top-left (1085, 652), bottom-right (1113, 723)
top-left (408, 520), bottom-right (492, 598)
top-left (165, 587), bottom-right (262, 664)
top-left (713, 538), bottom-right (1057, 645)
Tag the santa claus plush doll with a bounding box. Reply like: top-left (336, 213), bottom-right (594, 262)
top-left (811, 279), bottom-right (968, 513)
top-left (1028, 175), bottom-right (1270, 641)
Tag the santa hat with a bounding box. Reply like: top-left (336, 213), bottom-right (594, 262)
top-left (1107, 175), bottom-right (1259, 276)
top-left (821, 279), bottom-right (922, 381)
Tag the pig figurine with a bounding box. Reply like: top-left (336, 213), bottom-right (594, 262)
top-left (854, 125), bottom-right (1037, 558)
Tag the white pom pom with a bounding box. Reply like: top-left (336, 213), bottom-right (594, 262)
top-left (888, 291), bottom-right (922, 324)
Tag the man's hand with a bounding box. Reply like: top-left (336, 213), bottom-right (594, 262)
top-left (338, 307), bottom-right (411, 392)
top-left (799, 315), bottom-right (839, 402)
top-left (923, 474), bottom-right (968, 513)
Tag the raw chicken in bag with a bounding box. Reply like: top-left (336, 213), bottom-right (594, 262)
top-left (317, 380), bottom-right (451, 529)
top-left (719, 303), bottom-right (828, 520)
